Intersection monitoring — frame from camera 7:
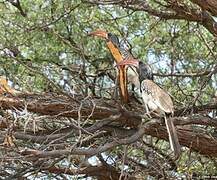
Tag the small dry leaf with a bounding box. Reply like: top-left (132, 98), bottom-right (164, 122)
top-left (0, 76), bottom-right (19, 95)
top-left (2, 135), bottom-right (16, 147)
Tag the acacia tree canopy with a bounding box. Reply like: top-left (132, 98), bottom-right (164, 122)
top-left (0, 0), bottom-right (217, 179)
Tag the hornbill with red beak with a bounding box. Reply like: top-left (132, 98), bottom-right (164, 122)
top-left (88, 30), bottom-right (129, 103)
top-left (117, 58), bottom-right (181, 158)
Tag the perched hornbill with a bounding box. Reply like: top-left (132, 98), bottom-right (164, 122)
top-left (88, 30), bottom-right (129, 103)
top-left (117, 58), bottom-right (181, 158)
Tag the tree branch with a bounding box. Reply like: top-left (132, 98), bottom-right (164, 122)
top-left (1, 93), bottom-right (217, 157)
top-left (84, 0), bottom-right (217, 36)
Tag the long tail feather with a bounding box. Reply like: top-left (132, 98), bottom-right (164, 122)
top-left (164, 116), bottom-right (181, 159)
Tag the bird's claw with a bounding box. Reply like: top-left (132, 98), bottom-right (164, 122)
top-left (145, 112), bottom-right (152, 118)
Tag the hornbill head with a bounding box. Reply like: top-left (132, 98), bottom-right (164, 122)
top-left (88, 30), bottom-right (129, 103)
top-left (88, 30), bottom-right (120, 48)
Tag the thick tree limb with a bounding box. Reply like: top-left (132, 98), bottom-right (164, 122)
top-left (0, 94), bottom-right (142, 127)
top-left (16, 118), bottom-right (217, 157)
top-left (190, 0), bottom-right (217, 16)
top-left (0, 93), bottom-right (216, 120)
top-left (84, 0), bottom-right (217, 36)
top-left (19, 125), bottom-right (145, 158)
top-left (1, 93), bottom-right (217, 157)
top-left (44, 165), bottom-right (136, 180)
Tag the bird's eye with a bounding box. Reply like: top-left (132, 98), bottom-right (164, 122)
top-left (108, 33), bottom-right (112, 38)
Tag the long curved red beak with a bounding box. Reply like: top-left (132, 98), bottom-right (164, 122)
top-left (88, 30), bottom-right (108, 39)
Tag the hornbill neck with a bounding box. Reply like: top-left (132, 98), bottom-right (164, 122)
top-left (106, 41), bottom-right (123, 63)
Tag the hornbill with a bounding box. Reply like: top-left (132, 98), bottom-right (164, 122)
top-left (117, 58), bottom-right (181, 158)
top-left (88, 30), bottom-right (129, 103)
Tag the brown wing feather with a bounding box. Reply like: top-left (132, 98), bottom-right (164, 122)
top-left (142, 80), bottom-right (174, 113)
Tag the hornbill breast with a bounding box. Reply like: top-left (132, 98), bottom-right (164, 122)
top-left (141, 79), bottom-right (174, 114)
